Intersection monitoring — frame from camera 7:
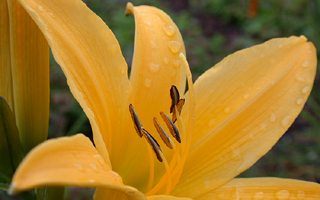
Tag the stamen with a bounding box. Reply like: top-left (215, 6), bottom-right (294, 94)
top-left (141, 128), bottom-right (163, 162)
top-left (160, 111), bottom-right (181, 143)
top-left (158, 151), bottom-right (172, 195)
top-left (170, 85), bottom-right (180, 113)
top-left (172, 98), bottom-right (185, 123)
top-left (153, 117), bottom-right (174, 149)
top-left (129, 104), bottom-right (143, 137)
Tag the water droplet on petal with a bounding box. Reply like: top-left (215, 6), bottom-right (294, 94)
top-left (254, 192), bottom-right (265, 200)
top-left (296, 98), bottom-right (304, 105)
top-left (275, 190), bottom-right (290, 200)
top-left (302, 61), bottom-right (310, 68)
top-left (295, 73), bottom-right (305, 82)
top-left (121, 66), bottom-right (126, 74)
top-left (144, 79), bottom-right (152, 88)
top-left (163, 25), bottom-right (176, 36)
top-left (37, 5), bottom-right (43, 11)
top-left (297, 191), bottom-right (305, 199)
top-left (150, 41), bottom-right (158, 48)
top-left (149, 63), bottom-right (160, 73)
top-left (301, 86), bottom-right (311, 94)
top-left (278, 43), bottom-right (283, 48)
top-left (163, 57), bottom-right (169, 64)
top-left (281, 115), bottom-right (292, 128)
top-left (270, 113), bottom-right (277, 122)
top-left (260, 123), bottom-right (267, 131)
top-left (90, 163), bottom-right (99, 173)
top-left (89, 179), bottom-right (95, 183)
top-left (168, 41), bottom-right (182, 54)
top-left (224, 107), bottom-right (231, 114)
top-left (209, 119), bottom-right (216, 126)
top-left (75, 163), bottom-right (84, 172)
top-left (171, 69), bottom-right (177, 77)
top-left (243, 93), bottom-right (250, 99)
top-left (173, 60), bottom-right (181, 68)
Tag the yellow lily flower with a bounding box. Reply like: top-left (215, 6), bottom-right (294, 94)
top-left (9, 0), bottom-right (320, 199)
top-left (0, 0), bottom-right (49, 152)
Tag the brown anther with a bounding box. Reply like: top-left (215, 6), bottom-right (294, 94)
top-left (153, 117), bottom-right (173, 149)
top-left (160, 112), bottom-right (181, 143)
top-left (170, 85), bottom-right (180, 113)
top-left (141, 128), bottom-right (163, 162)
top-left (129, 104), bottom-right (143, 137)
top-left (172, 99), bottom-right (185, 123)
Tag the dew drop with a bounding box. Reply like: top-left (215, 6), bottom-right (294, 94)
top-left (297, 191), bottom-right (305, 199)
top-left (260, 123), bottom-right (267, 131)
top-left (209, 119), bottom-right (216, 126)
top-left (281, 115), bottom-right (292, 128)
top-left (243, 93), bottom-right (250, 99)
top-left (173, 60), bottom-right (181, 68)
top-left (37, 5), bottom-right (43, 11)
top-left (171, 69), bottom-right (177, 77)
top-left (232, 150), bottom-right (241, 160)
top-left (163, 25), bottom-right (176, 36)
top-left (275, 190), bottom-right (290, 200)
top-left (144, 79), bottom-right (152, 88)
top-left (150, 41), bottom-right (158, 48)
top-left (301, 86), bottom-right (311, 94)
top-left (143, 20), bottom-right (151, 25)
top-left (224, 107), bottom-right (231, 114)
top-left (278, 43), bottom-right (283, 48)
top-left (168, 41), bottom-right (182, 53)
top-left (259, 53), bottom-right (265, 58)
top-left (295, 73), bottom-right (305, 82)
top-left (163, 57), bottom-right (169, 64)
top-left (74, 163), bottom-right (84, 172)
top-left (270, 113), bottom-right (277, 122)
top-left (90, 163), bottom-right (99, 173)
top-left (89, 179), bottom-right (95, 183)
top-left (121, 66), bottom-right (126, 74)
top-left (302, 61), bottom-right (310, 68)
top-left (296, 98), bottom-right (304, 105)
top-left (254, 192), bottom-right (265, 200)
top-left (149, 63), bottom-right (160, 73)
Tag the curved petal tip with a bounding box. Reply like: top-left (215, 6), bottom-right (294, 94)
top-left (125, 2), bottom-right (134, 16)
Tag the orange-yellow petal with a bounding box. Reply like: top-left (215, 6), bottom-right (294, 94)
top-left (17, 0), bottom-right (131, 163)
top-left (196, 178), bottom-right (320, 200)
top-left (147, 195), bottom-right (192, 200)
top-left (128, 3), bottom-right (186, 121)
top-left (113, 3), bottom-right (186, 189)
top-left (9, 134), bottom-right (127, 195)
top-left (7, 0), bottom-right (49, 152)
top-left (173, 36), bottom-right (317, 198)
top-left (94, 187), bottom-right (146, 200)
top-left (0, 0), bottom-right (14, 110)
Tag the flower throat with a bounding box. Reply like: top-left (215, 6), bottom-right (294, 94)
top-left (129, 53), bottom-right (195, 196)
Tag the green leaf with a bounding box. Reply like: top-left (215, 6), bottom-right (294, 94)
top-left (36, 187), bottom-right (65, 200)
top-left (0, 96), bottom-right (24, 172)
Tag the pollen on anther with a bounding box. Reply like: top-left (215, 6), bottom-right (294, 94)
top-left (153, 117), bottom-right (173, 149)
top-left (170, 85), bottom-right (180, 113)
top-left (141, 128), bottom-right (163, 162)
top-left (160, 111), bottom-right (181, 143)
top-left (129, 104), bottom-right (143, 137)
top-left (172, 99), bottom-right (185, 123)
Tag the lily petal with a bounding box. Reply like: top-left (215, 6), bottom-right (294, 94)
top-left (127, 3), bottom-right (186, 128)
top-left (5, 0), bottom-right (50, 152)
top-left (0, 0), bottom-right (14, 110)
top-left (147, 195), bottom-right (192, 200)
top-left (17, 0), bottom-right (131, 162)
top-left (113, 3), bottom-right (187, 189)
top-left (9, 134), bottom-right (139, 199)
top-left (94, 187), bottom-right (146, 200)
top-left (196, 178), bottom-right (320, 200)
top-left (174, 36), bottom-right (317, 198)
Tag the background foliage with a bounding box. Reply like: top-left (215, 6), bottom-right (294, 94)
top-left (3, 0), bottom-right (319, 199)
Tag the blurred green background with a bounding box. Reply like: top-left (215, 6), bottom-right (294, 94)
top-left (4, 0), bottom-right (320, 199)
